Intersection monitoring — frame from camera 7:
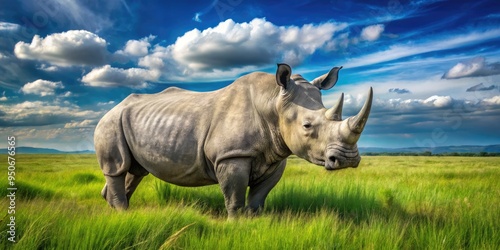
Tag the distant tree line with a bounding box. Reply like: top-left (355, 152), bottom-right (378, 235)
top-left (361, 151), bottom-right (500, 157)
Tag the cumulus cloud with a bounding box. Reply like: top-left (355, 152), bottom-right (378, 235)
top-left (136, 18), bottom-right (347, 82)
top-left (87, 17), bottom-right (349, 86)
top-left (483, 95), bottom-right (500, 105)
top-left (21, 79), bottom-right (64, 96)
top-left (466, 83), bottom-right (499, 92)
top-left (366, 95), bottom-right (457, 112)
top-left (389, 88), bottom-right (411, 94)
top-left (82, 65), bottom-right (158, 88)
top-left (14, 30), bottom-right (108, 67)
top-left (442, 56), bottom-right (500, 79)
top-left (423, 95), bottom-right (454, 108)
top-left (360, 24), bottom-right (385, 41)
top-left (176, 18), bottom-right (344, 69)
top-left (79, 18), bottom-right (362, 86)
top-left (0, 101), bottom-right (102, 126)
top-left (114, 35), bottom-right (156, 58)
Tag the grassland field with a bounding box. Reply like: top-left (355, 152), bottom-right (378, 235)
top-left (0, 154), bottom-right (498, 249)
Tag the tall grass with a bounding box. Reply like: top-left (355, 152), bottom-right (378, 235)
top-left (0, 154), bottom-right (498, 249)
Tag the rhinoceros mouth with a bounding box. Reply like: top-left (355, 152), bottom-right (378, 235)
top-left (310, 158), bottom-right (325, 166)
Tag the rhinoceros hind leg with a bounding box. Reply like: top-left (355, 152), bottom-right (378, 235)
top-left (125, 160), bottom-right (149, 204)
top-left (103, 174), bottom-right (128, 210)
top-left (125, 173), bottom-right (146, 203)
top-left (101, 183), bottom-right (108, 200)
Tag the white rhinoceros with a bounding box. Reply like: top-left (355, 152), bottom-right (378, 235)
top-left (94, 63), bottom-right (373, 217)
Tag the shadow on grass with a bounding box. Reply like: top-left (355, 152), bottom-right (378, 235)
top-left (72, 173), bottom-right (99, 184)
top-left (144, 180), bottom-right (449, 227)
top-left (152, 180), bottom-right (227, 216)
top-left (267, 184), bottom-right (395, 223)
top-left (2, 181), bottom-right (56, 200)
top-left (267, 184), bottom-right (450, 229)
top-left (150, 180), bottom-right (411, 222)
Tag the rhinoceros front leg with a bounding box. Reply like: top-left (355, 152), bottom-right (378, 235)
top-left (247, 160), bottom-right (286, 214)
top-left (215, 158), bottom-right (251, 218)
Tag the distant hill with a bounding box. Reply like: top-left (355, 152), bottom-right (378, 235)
top-left (360, 145), bottom-right (500, 154)
top-left (0, 147), bottom-right (94, 154)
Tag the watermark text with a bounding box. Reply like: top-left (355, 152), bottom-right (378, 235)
top-left (6, 136), bottom-right (16, 243)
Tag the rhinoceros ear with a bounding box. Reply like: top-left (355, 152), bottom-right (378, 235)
top-left (276, 63), bottom-right (292, 89)
top-left (312, 66), bottom-right (342, 90)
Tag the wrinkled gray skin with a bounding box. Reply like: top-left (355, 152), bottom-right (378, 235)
top-left (95, 64), bottom-right (373, 217)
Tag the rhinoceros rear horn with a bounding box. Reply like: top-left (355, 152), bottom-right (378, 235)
top-left (325, 93), bottom-right (344, 121)
top-left (347, 87), bottom-right (373, 134)
top-left (312, 66), bottom-right (342, 90)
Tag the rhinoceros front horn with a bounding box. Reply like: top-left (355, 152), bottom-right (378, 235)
top-left (347, 87), bottom-right (373, 134)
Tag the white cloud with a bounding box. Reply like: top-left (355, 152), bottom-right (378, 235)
top-left (483, 95), bottom-right (500, 105)
top-left (423, 95), bottom-right (454, 108)
top-left (360, 24), bottom-right (384, 41)
top-left (64, 119), bottom-right (96, 128)
top-left (14, 30), bottom-right (108, 67)
top-left (0, 126), bottom-right (96, 151)
top-left (172, 18), bottom-right (345, 69)
top-left (0, 100), bottom-right (103, 126)
top-left (0, 22), bottom-right (20, 31)
top-left (38, 64), bottom-right (59, 72)
top-left (115, 35), bottom-right (156, 58)
top-left (61, 91), bottom-right (72, 97)
top-left (21, 79), bottom-right (64, 96)
top-left (136, 18), bottom-right (348, 82)
top-left (82, 65), bottom-right (158, 88)
top-left (442, 56), bottom-right (500, 79)
top-left (97, 101), bottom-right (116, 106)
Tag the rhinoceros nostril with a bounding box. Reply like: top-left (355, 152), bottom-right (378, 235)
top-left (328, 156), bottom-right (336, 163)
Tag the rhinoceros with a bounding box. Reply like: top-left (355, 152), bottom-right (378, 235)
top-left (95, 63), bottom-right (373, 217)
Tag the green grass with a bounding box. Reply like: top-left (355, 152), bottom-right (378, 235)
top-left (0, 154), bottom-right (499, 249)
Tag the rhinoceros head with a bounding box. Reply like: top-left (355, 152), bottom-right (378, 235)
top-left (275, 63), bottom-right (372, 170)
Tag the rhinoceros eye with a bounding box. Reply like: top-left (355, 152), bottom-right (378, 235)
top-left (302, 121), bottom-right (312, 129)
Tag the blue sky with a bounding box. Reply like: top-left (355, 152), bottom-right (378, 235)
top-left (1, 0), bottom-right (500, 151)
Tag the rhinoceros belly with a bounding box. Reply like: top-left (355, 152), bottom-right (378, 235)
top-left (121, 94), bottom-right (217, 187)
